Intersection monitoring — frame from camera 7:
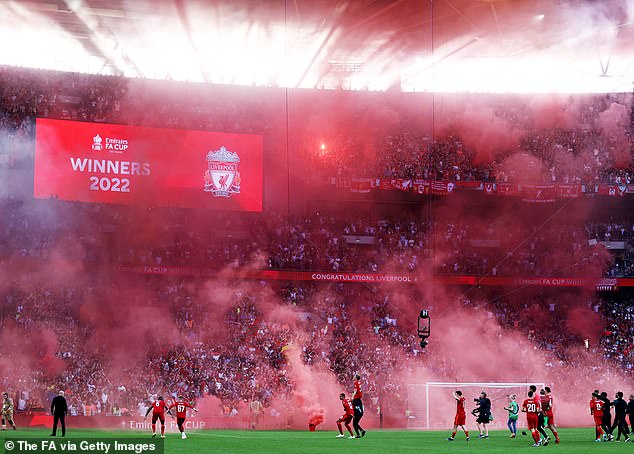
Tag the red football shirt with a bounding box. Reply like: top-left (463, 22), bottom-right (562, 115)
top-left (169, 401), bottom-right (194, 418)
top-left (544, 395), bottom-right (554, 416)
top-left (151, 400), bottom-right (167, 415)
top-left (590, 398), bottom-right (603, 417)
top-left (456, 396), bottom-right (466, 416)
top-left (522, 397), bottom-right (541, 415)
top-left (342, 399), bottom-right (354, 417)
top-left (539, 395), bottom-right (550, 412)
top-left (353, 381), bottom-right (362, 400)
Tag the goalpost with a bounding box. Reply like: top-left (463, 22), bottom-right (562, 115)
top-left (406, 382), bottom-right (545, 430)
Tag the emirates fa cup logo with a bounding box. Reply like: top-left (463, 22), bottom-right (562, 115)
top-left (204, 146), bottom-right (241, 197)
top-left (92, 134), bottom-right (103, 151)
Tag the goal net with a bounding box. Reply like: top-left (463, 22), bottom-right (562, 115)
top-left (406, 382), bottom-right (544, 430)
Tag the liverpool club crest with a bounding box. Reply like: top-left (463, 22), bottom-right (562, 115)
top-left (204, 146), bottom-right (241, 197)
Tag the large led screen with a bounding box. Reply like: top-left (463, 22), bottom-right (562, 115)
top-left (34, 119), bottom-right (263, 211)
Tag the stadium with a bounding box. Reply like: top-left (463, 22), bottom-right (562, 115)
top-left (1, 0), bottom-right (634, 453)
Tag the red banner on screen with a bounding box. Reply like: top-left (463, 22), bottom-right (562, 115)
top-left (34, 118), bottom-right (263, 211)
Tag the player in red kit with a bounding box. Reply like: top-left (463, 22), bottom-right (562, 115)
top-left (168, 395), bottom-right (198, 439)
top-left (144, 396), bottom-right (169, 438)
top-left (543, 387), bottom-right (560, 444)
top-left (335, 393), bottom-right (355, 439)
top-left (522, 390), bottom-right (542, 447)
top-left (590, 392), bottom-right (605, 442)
top-left (446, 391), bottom-right (469, 442)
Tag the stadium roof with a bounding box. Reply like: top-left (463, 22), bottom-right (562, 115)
top-left (1, 0), bottom-right (633, 93)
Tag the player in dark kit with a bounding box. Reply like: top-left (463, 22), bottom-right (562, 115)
top-left (351, 374), bottom-right (366, 438)
top-left (446, 391), bottom-right (469, 441)
top-left (168, 395), bottom-right (198, 439)
top-left (145, 396), bottom-right (170, 438)
top-left (335, 393), bottom-right (355, 438)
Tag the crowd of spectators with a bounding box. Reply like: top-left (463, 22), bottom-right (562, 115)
top-left (600, 295), bottom-right (634, 370)
top-left (0, 276), bottom-right (418, 418)
top-left (0, 67), bottom-right (126, 145)
top-left (297, 98), bottom-right (633, 185)
top-left (2, 273), bottom-right (634, 422)
top-left (1, 66), bottom-right (632, 185)
top-left (2, 198), bottom-right (633, 278)
top-left (2, 66), bottom-right (634, 423)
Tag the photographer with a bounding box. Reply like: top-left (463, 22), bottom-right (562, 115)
top-left (473, 391), bottom-right (491, 439)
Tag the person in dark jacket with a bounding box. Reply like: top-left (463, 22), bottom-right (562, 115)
top-left (611, 392), bottom-right (631, 442)
top-left (627, 395), bottom-right (634, 435)
top-left (474, 391), bottom-right (491, 439)
top-left (50, 391), bottom-right (68, 437)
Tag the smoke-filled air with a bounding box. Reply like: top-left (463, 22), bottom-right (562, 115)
top-left (1, 1), bottom-right (634, 451)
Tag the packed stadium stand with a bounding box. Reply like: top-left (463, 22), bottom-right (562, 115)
top-left (1, 65), bottom-right (633, 427)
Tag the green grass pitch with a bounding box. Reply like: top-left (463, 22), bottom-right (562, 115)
top-left (0, 428), bottom-right (625, 453)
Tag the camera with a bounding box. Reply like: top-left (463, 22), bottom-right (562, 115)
top-left (417, 309), bottom-right (430, 348)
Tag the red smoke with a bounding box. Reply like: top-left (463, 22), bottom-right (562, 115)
top-left (598, 102), bottom-right (631, 168)
top-left (308, 410), bottom-right (325, 430)
top-left (2, 65), bottom-right (633, 434)
top-left (437, 99), bottom-right (522, 165)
